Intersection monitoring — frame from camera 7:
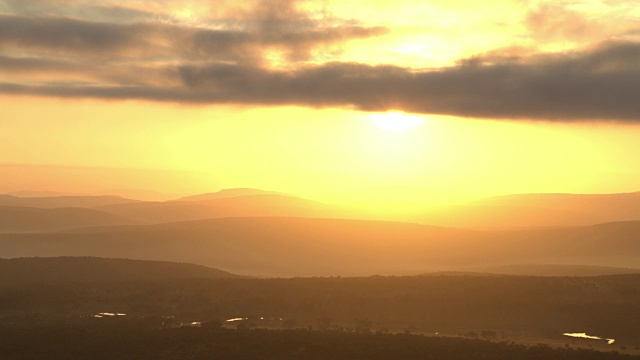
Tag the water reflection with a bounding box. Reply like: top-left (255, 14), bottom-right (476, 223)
top-left (225, 317), bottom-right (284, 323)
top-left (93, 312), bottom-right (127, 318)
top-left (226, 317), bottom-right (248, 323)
top-left (563, 332), bottom-right (615, 344)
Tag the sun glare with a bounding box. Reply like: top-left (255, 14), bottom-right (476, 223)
top-left (370, 111), bottom-right (425, 132)
top-left (174, 7), bottom-right (197, 22)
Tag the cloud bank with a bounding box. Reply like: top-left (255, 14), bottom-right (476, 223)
top-left (1, 0), bottom-right (640, 121)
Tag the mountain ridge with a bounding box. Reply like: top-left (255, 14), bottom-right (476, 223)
top-left (173, 188), bottom-right (287, 202)
top-left (0, 256), bottom-right (244, 283)
top-left (2, 216), bottom-right (640, 277)
top-left (0, 194), bottom-right (140, 209)
top-left (0, 206), bottom-right (138, 233)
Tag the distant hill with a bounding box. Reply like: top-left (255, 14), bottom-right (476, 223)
top-left (459, 264), bottom-right (640, 277)
top-left (0, 195), bottom-right (140, 209)
top-left (0, 206), bottom-right (137, 233)
top-left (5, 216), bottom-right (640, 277)
top-left (2, 217), bottom-right (640, 277)
top-left (7, 191), bottom-right (87, 197)
top-left (174, 188), bottom-right (285, 202)
top-left (420, 192), bottom-right (640, 228)
top-left (419, 204), bottom-right (596, 229)
top-left (2, 199), bottom-right (640, 276)
top-left (97, 193), bottom-right (345, 224)
top-left (8, 189), bottom-right (640, 229)
top-left (0, 257), bottom-right (243, 283)
top-left (0, 217), bottom-right (475, 277)
top-left (95, 189), bottom-right (175, 201)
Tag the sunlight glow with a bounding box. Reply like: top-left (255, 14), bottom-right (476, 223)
top-left (370, 111), bottom-right (425, 132)
top-left (563, 333), bottom-right (615, 344)
top-left (173, 7), bottom-right (197, 22)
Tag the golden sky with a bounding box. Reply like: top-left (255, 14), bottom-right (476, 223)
top-left (1, 0), bottom-right (640, 206)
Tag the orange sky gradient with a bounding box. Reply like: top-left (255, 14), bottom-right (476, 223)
top-left (1, 0), bottom-right (640, 211)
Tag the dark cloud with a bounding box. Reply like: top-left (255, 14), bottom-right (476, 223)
top-left (2, 1), bottom-right (639, 121)
top-left (0, 54), bottom-right (77, 72)
top-left (181, 41), bottom-right (640, 121)
top-left (0, 54), bottom-right (178, 86)
top-left (2, 41), bottom-right (640, 121)
top-left (0, 15), bottom-right (156, 56)
top-left (186, 24), bottom-right (385, 64)
top-left (0, 0), bottom-right (153, 23)
top-left (0, 14), bottom-right (384, 64)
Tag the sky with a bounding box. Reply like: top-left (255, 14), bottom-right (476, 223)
top-left (1, 0), bottom-right (640, 206)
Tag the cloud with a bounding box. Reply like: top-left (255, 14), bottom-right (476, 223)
top-left (2, 41), bottom-right (640, 121)
top-left (523, 0), bottom-right (639, 44)
top-left (0, 0), bottom-right (153, 23)
top-left (0, 55), bottom-right (177, 86)
top-left (525, 3), bottom-right (593, 41)
top-left (178, 41), bottom-right (640, 121)
top-left (0, 15), bottom-right (157, 56)
top-left (0, 55), bottom-right (77, 72)
top-left (1, 1), bottom-right (639, 121)
top-left (187, 23), bottom-right (386, 65)
top-left (0, 13), bottom-right (384, 64)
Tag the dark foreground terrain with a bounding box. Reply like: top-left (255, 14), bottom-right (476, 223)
top-left (4, 274), bottom-right (640, 341)
top-left (1, 323), bottom-right (638, 360)
top-left (2, 257), bottom-right (640, 358)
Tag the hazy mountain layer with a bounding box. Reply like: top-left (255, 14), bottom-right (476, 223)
top-left (0, 206), bottom-right (137, 233)
top-left (0, 194), bottom-right (139, 209)
top-left (1, 217), bottom-right (640, 277)
top-left (0, 217), bottom-right (474, 277)
top-left (457, 264), bottom-right (640, 277)
top-left (0, 257), bottom-right (242, 284)
top-left (96, 194), bottom-right (346, 224)
top-left (421, 192), bottom-right (640, 228)
top-left (5, 189), bottom-right (640, 229)
top-left (174, 188), bottom-right (285, 202)
top-left (96, 190), bottom-right (640, 228)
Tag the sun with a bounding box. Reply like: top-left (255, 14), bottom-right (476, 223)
top-left (370, 111), bottom-right (425, 132)
top-left (173, 7), bottom-right (197, 23)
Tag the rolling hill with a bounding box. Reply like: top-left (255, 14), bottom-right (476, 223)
top-left (0, 206), bottom-right (137, 233)
top-left (420, 192), bottom-right (640, 228)
top-left (7, 191), bottom-right (87, 197)
top-left (0, 194), bottom-right (140, 209)
top-left (7, 189), bottom-right (640, 230)
top-left (1, 217), bottom-right (640, 277)
top-left (457, 263), bottom-right (640, 277)
top-left (0, 257), bottom-right (242, 283)
top-left (0, 217), bottom-right (475, 277)
top-left (174, 188), bottom-right (285, 201)
top-left (96, 193), bottom-right (347, 224)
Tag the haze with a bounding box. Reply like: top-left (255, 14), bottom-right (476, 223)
top-left (3, 1), bottom-right (640, 358)
top-left (2, 0), bottom-right (640, 210)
